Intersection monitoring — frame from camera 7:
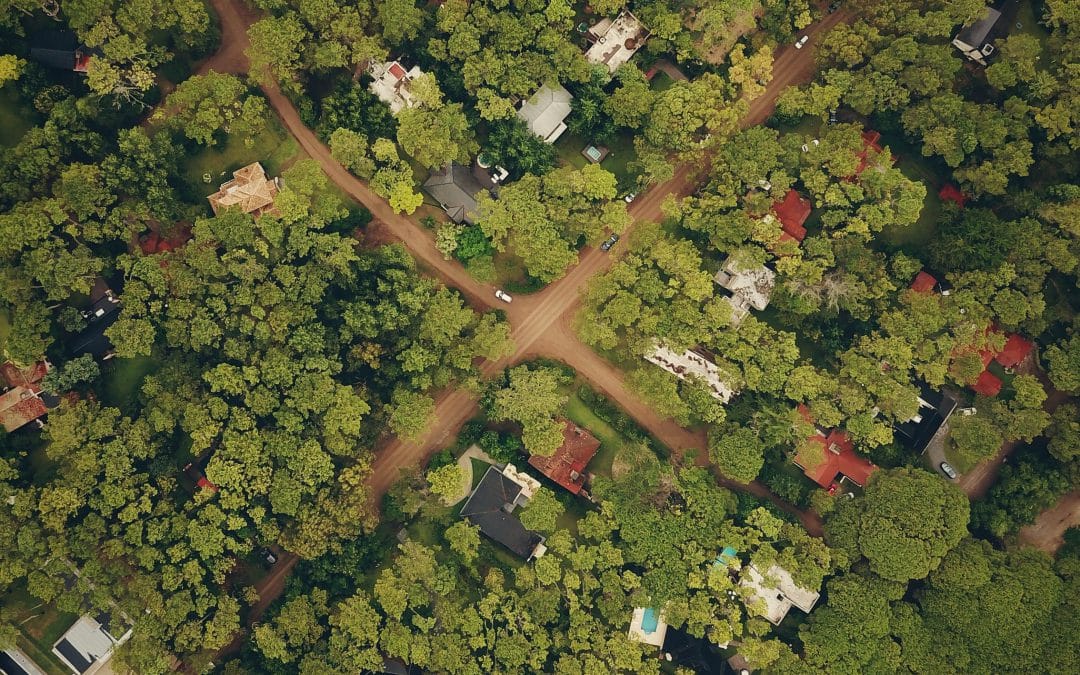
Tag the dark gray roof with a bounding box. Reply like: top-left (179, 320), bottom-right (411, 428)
top-left (459, 466), bottom-right (542, 558)
top-left (893, 382), bottom-right (959, 453)
top-left (71, 295), bottom-right (121, 358)
top-left (53, 639), bottom-right (93, 674)
top-left (955, 1), bottom-right (1017, 48)
top-left (422, 162), bottom-right (487, 225)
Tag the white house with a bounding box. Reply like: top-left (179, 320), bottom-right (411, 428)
top-left (739, 564), bottom-right (820, 625)
top-left (714, 258), bottom-right (776, 326)
top-left (585, 10), bottom-right (650, 73)
top-left (52, 614), bottom-right (131, 675)
top-left (644, 342), bottom-right (738, 403)
top-left (517, 83), bottom-right (573, 144)
top-left (368, 60), bottom-right (427, 114)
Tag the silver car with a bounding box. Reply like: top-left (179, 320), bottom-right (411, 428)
top-left (940, 462), bottom-right (957, 479)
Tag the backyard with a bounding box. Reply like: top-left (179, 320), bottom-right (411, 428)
top-left (2, 588), bottom-right (79, 675)
top-left (98, 354), bottom-right (163, 415)
top-left (554, 130), bottom-right (638, 187)
top-left (176, 117), bottom-right (299, 203)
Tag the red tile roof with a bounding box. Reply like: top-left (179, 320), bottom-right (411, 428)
top-left (853, 130), bottom-right (884, 177)
top-left (528, 420), bottom-right (601, 494)
top-left (0, 388), bottom-right (48, 432)
top-left (1, 361), bottom-right (48, 389)
top-left (196, 476), bottom-right (219, 493)
top-left (388, 62), bottom-right (407, 79)
top-left (772, 189), bottom-right (810, 242)
top-left (972, 370), bottom-right (1003, 397)
top-left (910, 271), bottom-right (937, 293)
top-left (792, 406), bottom-right (878, 488)
top-left (938, 184), bottom-right (967, 207)
top-left (995, 334), bottom-right (1033, 368)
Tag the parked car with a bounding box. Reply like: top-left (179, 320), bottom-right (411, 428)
top-left (600, 234), bottom-right (620, 251)
top-left (623, 191), bottom-right (637, 204)
top-left (262, 548), bottom-right (278, 565)
top-left (795, 35), bottom-right (810, 49)
top-left (495, 289), bottom-right (513, 303)
top-left (940, 461), bottom-right (958, 479)
top-left (828, 109), bottom-right (838, 124)
top-left (828, 1), bottom-right (842, 13)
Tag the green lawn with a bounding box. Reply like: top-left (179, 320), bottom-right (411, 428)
top-left (649, 71), bottom-right (676, 92)
top-left (554, 130), bottom-right (640, 186)
top-left (0, 85), bottom-right (39, 148)
top-left (99, 355), bottom-right (163, 415)
top-left (177, 117), bottom-right (299, 203)
top-left (470, 457), bottom-right (491, 489)
top-left (565, 390), bottom-right (626, 479)
top-left (2, 588), bottom-right (79, 675)
top-left (0, 306), bottom-right (11, 347)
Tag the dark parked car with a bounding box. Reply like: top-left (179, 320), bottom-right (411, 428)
top-left (600, 234), bottom-right (620, 251)
top-left (828, 1), bottom-right (842, 13)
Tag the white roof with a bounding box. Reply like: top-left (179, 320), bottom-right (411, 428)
top-left (644, 343), bottom-right (737, 402)
top-left (501, 463), bottom-right (541, 501)
top-left (585, 10), bottom-right (650, 73)
top-left (517, 83), bottom-right (573, 143)
top-left (52, 615), bottom-right (124, 674)
top-left (714, 259), bottom-right (776, 312)
top-left (627, 607), bottom-right (668, 647)
top-left (368, 60), bottom-right (426, 115)
top-left (740, 564), bottom-right (820, 625)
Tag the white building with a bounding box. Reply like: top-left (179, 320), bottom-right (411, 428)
top-left (627, 607), bottom-right (668, 647)
top-left (585, 10), bottom-right (650, 73)
top-left (52, 614), bottom-right (131, 675)
top-left (644, 343), bottom-right (738, 403)
top-left (714, 259), bottom-right (776, 326)
top-left (517, 83), bottom-right (573, 144)
top-left (368, 60), bottom-right (427, 114)
top-left (740, 564), bottom-right (820, 625)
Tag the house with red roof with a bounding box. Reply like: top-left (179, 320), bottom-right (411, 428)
top-left (528, 420), bottom-right (601, 495)
top-left (910, 271), bottom-right (938, 293)
top-left (853, 130), bottom-right (883, 176)
top-left (995, 333), bottom-right (1034, 368)
top-left (771, 189), bottom-right (811, 244)
top-left (0, 360), bottom-right (57, 432)
top-left (953, 327), bottom-right (1035, 397)
top-left (792, 405), bottom-right (878, 489)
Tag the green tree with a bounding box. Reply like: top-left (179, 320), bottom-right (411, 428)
top-left (388, 389), bottom-right (435, 440)
top-left (488, 365), bottom-right (568, 456)
top-left (518, 487), bottom-right (564, 534)
top-left (427, 463), bottom-right (465, 501)
top-left (709, 426), bottom-right (765, 483)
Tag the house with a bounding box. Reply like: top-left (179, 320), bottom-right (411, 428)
top-left (30, 30), bottom-right (92, 72)
top-left (644, 342), bottom-right (737, 403)
top-left (952, 1), bottom-right (1017, 66)
top-left (852, 130), bottom-right (888, 177)
top-left (527, 419), bottom-right (601, 495)
top-left (739, 563), bottom-right (820, 625)
top-left (0, 361), bottom-right (57, 433)
top-left (517, 83), bottom-right (573, 144)
top-left (207, 163), bottom-right (281, 218)
top-left (1, 648), bottom-right (47, 675)
top-left (585, 10), bottom-right (650, 73)
top-left (628, 607), bottom-right (668, 647)
top-left (422, 162), bottom-right (488, 225)
top-left (368, 60), bottom-right (427, 115)
top-left (713, 259), bottom-right (776, 326)
top-left (938, 184), bottom-right (968, 208)
top-left (70, 288), bottom-right (122, 360)
top-left (792, 404), bottom-right (878, 489)
top-left (893, 382), bottom-right (959, 454)
top-left (459, 464), bottom-right (547, 560)
top-left (954, 327), bottom-right (1035, 397)
top-left (771, 189), bottom-right (811, 244)
top-left (52, 614), bottom-right (131, 675)
top-left (910, 270), bottom-right (939, 293)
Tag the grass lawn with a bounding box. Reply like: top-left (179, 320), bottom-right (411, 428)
top-left (2, 588), bottom-right (79, 675)
top-left (98, 355), bottom-right (163, 415)
top-left (177, 117), bottom-right (299, 203)
top-left (0, 85), bottom-right (40, 148)
top-left (565, 390), bottom-right (626, 479)
top-left (554, 130), bottom-right (640, 186)
top-left (650, 71), bottom-right (676, 92)
top-left (470, 457), bottom-right (491, 489)
top-left (0, 306), bottom-right (10, 346)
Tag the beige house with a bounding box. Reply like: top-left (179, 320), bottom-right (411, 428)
top-left (207, 163), bottom-right (281, 217)
top-left (740, 564), bottom-right (820, 625)
top-left (368, 60), bottom-right (427, 114)
top-left (585, 10), bottom-right (650, 73)
top-left (517, 83), bottom-right (573, 144)
top-left (644, 342), bottom-right (738, 403)
top-left (714, 259), bottom-right (776, 326)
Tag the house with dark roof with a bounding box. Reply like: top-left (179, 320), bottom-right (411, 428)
top-left (517, 83), bottom-right (573, 144)
top-left (459, 464), bottom-right (546, 560)
top-left (29, 30), bottom-right (92, 72)
top-left (423, 162), bottom-right (488, 225)
top-left (71, 289), bottom-right (122, 360)
top-left (792, 405), bottom-right (878, 489)
top-left (1, 648), bottom-right (46, 675)
top-left (893, 382), bottom-right (959, 454)
top-left (952, 0), bottom-right (1018, 66)
top-left (528, 419), bottom-right (600, 495)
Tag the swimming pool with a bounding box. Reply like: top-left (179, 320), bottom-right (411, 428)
top-left (641, 607), bottom-right (659, 634)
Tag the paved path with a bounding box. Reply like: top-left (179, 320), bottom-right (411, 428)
top-left (200, 0), bottom-right (846, 645)
top-left (1019, 490), bottom-right (1080, 554)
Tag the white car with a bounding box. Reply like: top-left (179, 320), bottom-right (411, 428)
top-left (495, 289), bottom-right (513, 303)
top-left (795, 35), bottom-right (809, 49)
top-left (940, 462), bottom-right (958, 479)
top-left (623, 192), bottom-right (637, 203)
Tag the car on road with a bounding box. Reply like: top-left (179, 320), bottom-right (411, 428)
top-left (623, 191), bottom-right (637, 203)
top-left (940, 461), bottom-right (958, 479)
top-left (262, 548), bottom-right (278, 565)
top-left (795, 35), bottom-right (810, 49)
top-left (495, 289), bottom-right (513, 303)
top-left (828, 1), bottom-right (842, 13)
top-left (600, 234), bottom-right (620, 251)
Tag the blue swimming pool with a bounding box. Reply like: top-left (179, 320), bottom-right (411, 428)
top-left (641, 608), bottom-right (659, 634)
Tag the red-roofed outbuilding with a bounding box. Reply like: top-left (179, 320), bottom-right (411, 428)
top-left (972, 371), bottom-right (1003, 397)
top-left (528, 420), bottom-right (601, 495)
top-left (938, 184), bottom-right (967, 208)
top-left (995, 334), bottom-right (1034, 368)
top-left (910, 271), bottom-right (937, 293)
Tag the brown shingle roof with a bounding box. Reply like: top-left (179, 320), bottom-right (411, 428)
top-left (207, 163), bottom-right (281, 217)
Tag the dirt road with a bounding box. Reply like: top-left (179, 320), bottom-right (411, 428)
top-left (1019, 490), bottom-right (1080, 554)
top-left (201, 0), bottom-right (844, 631)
